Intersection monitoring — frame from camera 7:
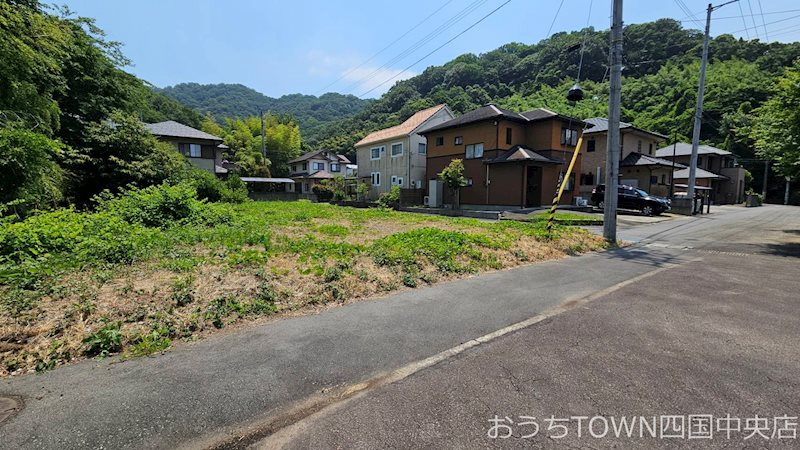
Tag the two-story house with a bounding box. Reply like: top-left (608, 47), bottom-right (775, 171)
top-left (579, 118), bottom-right (671, 196)
top-left (287, 149), bottom-right (351, 194)
top-left (355, 104), bottom-right (454, 199)
top-left (420, 104), bottom-right (588, 209)
top-left (145, 120), bottom-right (229, 176)
top-left (656, 143), bottom-right (746, 204)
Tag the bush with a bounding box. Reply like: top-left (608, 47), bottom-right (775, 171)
top-left (183, 169), bottom-right (248, 204)
top-left (377, 185), bottom-right (401, 209)
top-left (0, 128), bottom-right (65, 215)
top-left (94, 182), bottom-right (233, 228)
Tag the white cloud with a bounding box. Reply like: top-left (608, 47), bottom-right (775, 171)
top-left (340, 66), bottom-right (417, 97)
top-left (305, 50), bottom-right (416, 97)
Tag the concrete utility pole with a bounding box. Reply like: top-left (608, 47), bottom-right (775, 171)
top-left (603, 0), bottom-right (623, 243)
top-left (687, 0), bottom-right (739, 206)
top-left (762, 160), bottom-right (769, 199)
top-left (785, 177), bottom-right (791, 205)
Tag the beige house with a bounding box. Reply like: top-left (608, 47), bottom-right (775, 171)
top-left (656, 143), bottom-right (746, 204)
top-left (578, 117), bottom-right (668, 196)
top-left (355, 104), bottom-right (454, 199)
top-left (287, 149), bottom-right (351, 194)
top-left (145, 121), bottom-right (229, 176)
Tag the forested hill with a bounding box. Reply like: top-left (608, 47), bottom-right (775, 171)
top-left (158, 83), bottom-right (370, 141)
top-left (312, 19), bottom-right (800, 162)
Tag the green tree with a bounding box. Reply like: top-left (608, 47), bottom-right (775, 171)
top-left (749, 62), bottom-right (800, 180)
top-left (63, 111), bottom-right (187, 203)
top-left (0, 129), bottom-right (65, 214)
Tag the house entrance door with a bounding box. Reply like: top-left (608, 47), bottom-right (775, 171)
top-left (526, 166), bottom-right (541, 207)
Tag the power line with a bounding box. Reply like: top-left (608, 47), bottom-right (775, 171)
top-left (546, 0), bottom-right (566, 37)
top-left (737, 1), bottom-right (750, 38)
top-left (756, 0), bottom-right (769, 41)
top-left (728, 13), bottom-right (800, 35)
top-left (314, 0), bottom-right (455, 95)
top-left (674, 0), bottom-right (704, 29)
top-left (338, 0), bottom-right (489, 96)
top-left (357, 0), bottom-right (513, 98)
top-left (576, 0), bottom-right (594, 82)
top-left (746, 0), bottom-right (760, 40)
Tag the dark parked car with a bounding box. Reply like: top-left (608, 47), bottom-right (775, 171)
top-left (590, 184), bottom-right (671, 216)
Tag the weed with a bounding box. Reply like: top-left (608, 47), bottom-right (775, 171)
top-left (170, 275), bottom-right (195, 307)
top-left (82, 320), bottom-right (123, 357)
top-left (128, 328), bottom-right (171, 357)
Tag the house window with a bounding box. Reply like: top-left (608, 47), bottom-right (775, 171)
top-left (580, 172), bottom-right (595, 186)
top-left (370, 146), bottom-right (383, 160)
top-left (302, 182), bottom-right (309, 193)
top-left (330, 163), bottom-right (340, 172)
top-left (505, 127), bottom-right (512, 145)
top-left (465, 143), bottom-right (484, 159)
top-left (650, 175), bottom-right (658, 185)
top-left (302, 162), bottom-right (308, 171)
top-left (561, 128), bottom-right (578, 146)
top-left (661, 174), bottom-right (666, 185)
top-left (418, 143), bottom-right (427, 155)
top-left (435, 136), bottom-right (444, 146)
top-left (454, 136), bottom-right (463, 145)
top-left (390, 176), bottom-right (404, 187)
top-left (371, 172), bottom-right (381, 186)
top-left (391, 142), bottom-right (403, 157)
top-left (697, 156), bottom-right (703, 166)
top-left (649, 143), bottom-right (653, 155)
top-left (637, 140), bottom-right (642, 152)
top-left (312, 162), bottom-right (325, 171)
top-left (292, 164), bottom-right (297, 173)
top-left (587, 139), bottom-right (596, 152)
top-left (189, 143), bottom-right (202, 157)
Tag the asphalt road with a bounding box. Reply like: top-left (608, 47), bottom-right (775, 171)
top-left (1, 205), bottom-right (797, 449)
top-left (262, 205), bottom-right (800, 449)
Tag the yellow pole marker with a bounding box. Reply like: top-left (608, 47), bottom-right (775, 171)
top-left (547, 132), bottom-right (584, 235)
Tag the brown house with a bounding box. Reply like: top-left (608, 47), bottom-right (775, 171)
top-left (420, 104), bottom-right (589, 208)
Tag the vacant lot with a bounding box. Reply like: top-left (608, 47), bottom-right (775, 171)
top-left (1, 196), bottom-right (604, 376)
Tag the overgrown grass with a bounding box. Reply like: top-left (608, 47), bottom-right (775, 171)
top-left (0, 186), bottom-right (604, 376)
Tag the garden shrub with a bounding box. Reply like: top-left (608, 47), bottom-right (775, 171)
top-left (376, 185), bottom-right (401, 209)
top-left (184, 169), bottom-right (248, 204)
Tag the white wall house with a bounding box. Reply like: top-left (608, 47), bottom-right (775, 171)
top-left (355, 104), bottom-right (454, 199)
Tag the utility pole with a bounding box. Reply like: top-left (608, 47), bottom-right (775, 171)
top-left (603, 0), bottom-right (623, 244)
top-left (259, 109), bottom-right (267, 163)
top-left (687, 0), bottom-right (739, 209)
top-left (762, 160), bottom-right (769, 199)
top-left (669, 131), bottom-right (677, 198)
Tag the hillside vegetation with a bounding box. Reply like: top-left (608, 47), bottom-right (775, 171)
top-left (159, 83), bottom-right (370, 142)
top-left (312, 19), bottom-right (799, 170)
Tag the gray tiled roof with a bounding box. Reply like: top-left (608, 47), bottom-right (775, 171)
top-left (422, 104), bottom-right (586, 134)
top-left (288, 149), bottom-right (346, 164)
top-left (673, 166), bottom-right (728, 180)
top-left (655, 142), bottom-right (732, 158)
top-left (145, 121), bottom-right (223, 141)
top-left (421, 104), bottom-right (528, 133)
top-left (583, 117), bottom-right (668, 139)
top-left (621, 152), bottom-right (687, 168)
top-left (487, 145), bottom-right (560, 164)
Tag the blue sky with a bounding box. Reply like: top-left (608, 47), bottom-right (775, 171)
top-left (61, 0), bottom-right (800, 98)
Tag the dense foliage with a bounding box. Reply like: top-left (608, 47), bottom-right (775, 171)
top-left (159, 83), bottom-right (370, 141)
top-left (311, 19), bottom-right (799, 166)
top-left (199, 112), bottom-right (302, 177)
top-left (0, 1), bottom-right (208, 211)
top-left (749, 60), bottom-right (800, 181)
